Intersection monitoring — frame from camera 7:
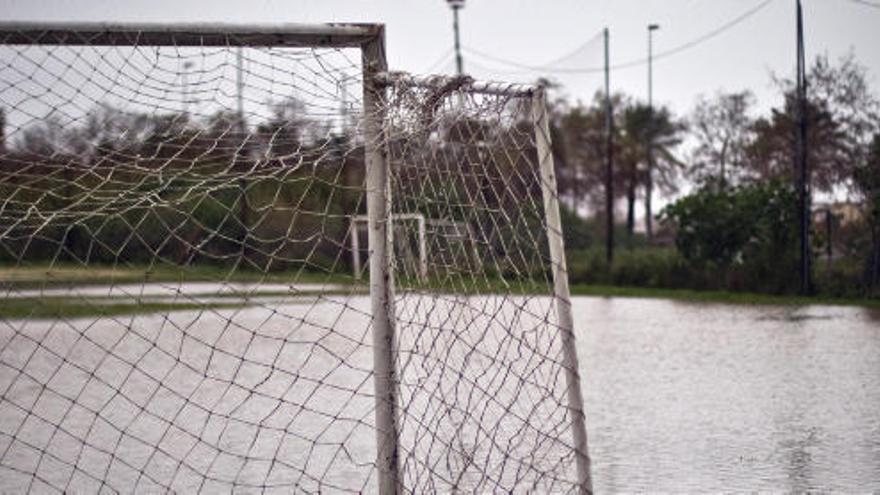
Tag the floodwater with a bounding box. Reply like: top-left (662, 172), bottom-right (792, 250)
top-left (0, 288), bottom-right (878, 492)
top-left (576, 297), bottom-right (880, 492)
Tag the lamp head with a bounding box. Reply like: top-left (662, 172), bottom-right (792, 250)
top-left (648, 24), bottom-right (660, 31)
top-left (447, 0), bottom-right (465, 9)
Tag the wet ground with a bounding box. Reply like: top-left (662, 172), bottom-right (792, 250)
top-left (1, 287), bottom-right (878, 492)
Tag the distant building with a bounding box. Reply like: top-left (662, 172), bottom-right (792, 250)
top-left (812, 201), bottom-right (863, 226)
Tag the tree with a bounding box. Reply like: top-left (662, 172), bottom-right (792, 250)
top-left (855, 134), bottom-right (880, 293)
top-left (256, 97), bottom-right (311, 162)
top-left (15, 112), bottom-right (66, 155)
top-left (747, 53), bottom-right (880, 192)
top-left (552, 92), bottom-right (628, 217)
top-left (747, 92), bottom-right (849, 192)
top-left (690, 90), bottom-right (755, 189)
top-left (622, 102), bottom-right (685, 239)
top-left (801, 52), bottom-right (879, 162)
top-left (554, 102), bottom-right (600, 213)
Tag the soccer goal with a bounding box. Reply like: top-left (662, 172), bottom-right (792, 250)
top-left (349, 213), bottom-right (481, 282)
top-left (0, 22), bottom-right (591, 493)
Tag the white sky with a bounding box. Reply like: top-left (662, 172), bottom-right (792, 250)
top-left (3, 0), bottom-right (879, 120)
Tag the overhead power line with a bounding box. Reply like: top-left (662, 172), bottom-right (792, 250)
top-left (647, 0), bottom-right (776, 64)
top-left (463, 0), bottom-right (776, 75)
top-left (846, 0), bottom-right (880, 9)
top-left (421, 47), bottom-right (455, 73)
top-left (462, 32), bottom-right (603, 73)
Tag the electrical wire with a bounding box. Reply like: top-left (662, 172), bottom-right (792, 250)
top-left (648, 0), bottom-right (776, 64)
top-left (462, 0), bottom-right (776, 74)
top-left (420, 47), bottom-right (455, 73)
top-left (462, 32), bottom-right (603, 73)
top-left (846, 0), bottom-right (880, 9)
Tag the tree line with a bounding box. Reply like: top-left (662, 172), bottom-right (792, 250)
top-left (1, 52), bottom-right (878, 298)
top-left (0, 93), bottom-right (544, 281)
top-left (0, 99), bottom-right (366, 273)
top-left (549, 52), bottom-right (880, 297)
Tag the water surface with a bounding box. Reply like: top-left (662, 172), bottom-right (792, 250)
top-left (1, 291), bottom-right (878, 492)
top-left (575, 297), bottom-right (880, 492)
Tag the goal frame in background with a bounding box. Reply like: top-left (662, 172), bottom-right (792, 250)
top-left (350, 214), bottom-right (428, 282)
top-left (0, 22), bottom-right (592, 493)
top-left (350, 213), bottom-right (479, 282)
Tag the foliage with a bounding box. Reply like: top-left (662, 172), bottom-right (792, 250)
top-left (854, 134), bottom-right (880, 291)
top-left (0, 98), bottom-right (361, 273)
top-left (622, 102), bottom-right (686, 237)
top-left (661, 180), bottom-right (801, 294)
top-left (747, 94), bottom-right (849, 191)
top-left (567, 247), bottom-right (683, 287)
top-left (560, 205), bottom-right (595, 250)
top-left (3, 53), bottom-right (879, 301)
top-left (747, 53), bottom-right (879, 192)
top-left (689, 90), bottom-right (755, 189)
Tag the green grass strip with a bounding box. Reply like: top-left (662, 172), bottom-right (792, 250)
top-left (0, 263), bottom-right (356, 288)
top-left (0, 297), bottom-right (247, 319)
top-left (569, 284), bottom-right (880, 309)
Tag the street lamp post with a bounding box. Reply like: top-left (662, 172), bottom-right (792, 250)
top-left (447, 0), bottom-right (465, 76)
top-left (646, 23), bottom-right (659, 240)
top-left (648, 24), bottom-right (659, 111)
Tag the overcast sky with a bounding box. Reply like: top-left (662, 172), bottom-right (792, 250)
top-left (3, 0), bottom-right (879, 119)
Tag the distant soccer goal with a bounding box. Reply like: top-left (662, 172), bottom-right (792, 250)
top-left (0, 22), bottom-right (591, 493)
top-left (349, 214), bottom-right (480, 282)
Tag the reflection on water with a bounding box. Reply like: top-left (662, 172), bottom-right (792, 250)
top-left (575, 297), bottom-right (880, 492)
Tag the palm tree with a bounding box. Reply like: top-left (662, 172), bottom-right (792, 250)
top-left (622, 103), bottom-right (684, 240)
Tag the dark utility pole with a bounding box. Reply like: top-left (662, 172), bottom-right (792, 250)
top-left (795, 0), bottom-right (811, 295)
top-left (646, 23), bottom-right (659, 241)
top-left (447, 0), bottom-right (465, 76)
top-left (824, 209), bottom-right (833, 271)
top-left (604, 27), bottom-right (614, 265)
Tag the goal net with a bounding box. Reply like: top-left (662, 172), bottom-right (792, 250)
top-left (0, 23), bottom-right (590, 493)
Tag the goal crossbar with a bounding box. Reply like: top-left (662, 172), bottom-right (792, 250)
top-left (0, 21), bottom-right (382, 47)
top-left (375, 71), bottom-right (537, 97)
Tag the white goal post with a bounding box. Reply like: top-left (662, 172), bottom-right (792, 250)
top-left (351, 214), bottom-right (427, 282)
top-left (0, 21), bottom-right (592, 494)
top-left (349, 213), bottom-right (481, 282)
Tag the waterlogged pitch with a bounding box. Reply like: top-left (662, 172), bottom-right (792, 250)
top-left (0, 284), bottom-right (575, 493)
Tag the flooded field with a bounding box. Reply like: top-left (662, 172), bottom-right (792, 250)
top-left (576, 297), bottom-right (880, 492)
top-left (0, 285), bottom-right (574, 493)
top-left (1, 286), bottom-right (878, 492)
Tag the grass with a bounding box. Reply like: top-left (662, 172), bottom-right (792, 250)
top-left (3, 264), bottom-right (878, 315)
top-left (568, 284), bottom-right (880, 310)
top-left (0, 297), bottom-right (248, 319)
top-left (0, 263), bottom-right (356, 288)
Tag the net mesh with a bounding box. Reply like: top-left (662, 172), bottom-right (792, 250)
top-left (383, 76), bottom-right (578, 493)
top-left (0, 28), bottom-right (583, 493)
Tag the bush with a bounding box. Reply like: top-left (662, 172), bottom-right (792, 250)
top-left (660, 180), bottom-right (805, 294)
top-left (560, 205), bottom-right (596, 251)
top-left (567, 247), bottom-right (695, 288)
top-left (813, 257), bottom-right (869, 298)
